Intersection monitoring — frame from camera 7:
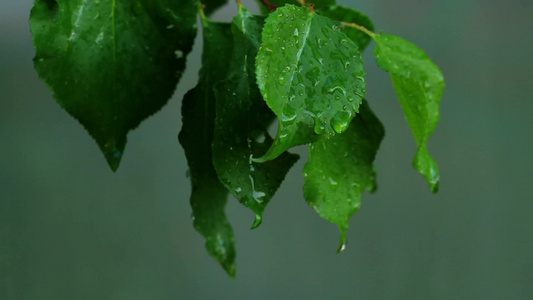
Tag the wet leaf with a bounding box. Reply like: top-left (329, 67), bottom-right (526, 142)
top-left (316, 5), bottom-right (374, 51)
top-left (178, 19), bottom-right (236, 277)
top-left (268, 0), bottom-right (336, 9)
top-left (255, 5), bottom-right (365, 162)
top-left (30, 0), bottom-right (197, 170)
top-left (373, 34), bottom-right (443, 192)
top-left (303, 100), bottom-right (384, 251)
top-left (213, 7), bottom-right (299, 228)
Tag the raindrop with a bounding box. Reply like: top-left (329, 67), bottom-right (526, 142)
top-left (314, 121), bottom-right (326, 135)
top-left (331, 111), bottom-right (351, 133)
top-left (282, 106), bottom-right (297, 123)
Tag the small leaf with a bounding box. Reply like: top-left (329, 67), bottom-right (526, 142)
top-left (213, 7), bottom-right (299, 228)
top-left (203, 0), bottom-right (228, 16)
top-left (373, 34), bottom-right (443, 192)
top-left (255, 5), bottom-right (365, 162)
top-left (30, 0), bottom-right (197, 170)
top-left (178, 19), bottom-right (236, 277)
top-left (303, 100), bottom-right (384, 252)
top-left (316, 5), bottom-right (375, 51)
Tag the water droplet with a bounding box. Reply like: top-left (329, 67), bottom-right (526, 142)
top-left (329, 177), bottom-right (338, 186)
top-left (251, 214), bottom-right (262, 229)
top-left (253, 191), bottom-right (266, 203)
top-left (328, 86), bottom-right (347, 95)
top-left (282, 106), bottom-right (297, 123)
top-left (338, 242), bottom-right (346, 253)
top-left (293, 28), bottom-right (299, 36)
top-left (314, 121), bottom-right (326, 135)
top-left (331, 111), bottom-right (351, 133)
top-left (235, 187), bottom-right (242, 193)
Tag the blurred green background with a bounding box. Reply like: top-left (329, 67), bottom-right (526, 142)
top-left (2, 0), bottom-right (532, 299)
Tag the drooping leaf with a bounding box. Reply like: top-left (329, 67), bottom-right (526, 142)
top-left (203, 0), bottom-right (228, 16)
top-left (178, 19), bottom-right (236, 277)
top-left (303, 100), bottom-right (384, 252)
top-left (213, 7), bottom-right (299, 228)
top-left (373, 34), bottom-right (443, 192)
top-left (30, 0), bottom-right (198, 170)
top-left (255, 5), bottom-right (366, 162)
top-left (316, 5), bottom-right (374, 51)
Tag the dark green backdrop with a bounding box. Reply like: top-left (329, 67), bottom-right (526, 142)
top-left (2, 0), bottom-right (532, 299)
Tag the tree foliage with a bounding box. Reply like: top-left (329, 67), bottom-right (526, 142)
top-left (29, 0), bottom-right (445, 277)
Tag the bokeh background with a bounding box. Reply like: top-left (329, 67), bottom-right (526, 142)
top-left (2, 0), bottom-right (532, 299)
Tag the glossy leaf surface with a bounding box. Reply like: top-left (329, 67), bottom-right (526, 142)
top-left (30, 0), bottom-right (197, 170)
top-left (373, 34), bottom-right (443, 192)
top-left (178, 19), bottom-right (236, 277)
top-left (213, 7), bottom-right (299, 228)
top-left (317, 5), bottom-right (374, 51)
top-left (255, 5), bottom-right (365, 162)
top-left (303, 100), bottom-right (384, 251)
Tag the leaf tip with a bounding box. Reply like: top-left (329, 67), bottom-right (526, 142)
top-left (430, 181), bottom-right (439, 194)
top-left (337, 231), bottom-right (347, 253)
top-left (224, 262), bottom-right (237, 279)
top-left (100, 140), bottom-right (125, 172)
top-left (251, 214), bottom-right (263, 229)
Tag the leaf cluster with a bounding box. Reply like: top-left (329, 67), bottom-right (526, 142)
top-left (29, 0), bottom-right (444, 277)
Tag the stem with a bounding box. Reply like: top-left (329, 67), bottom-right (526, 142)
top-left (259, 0), bottom-right (278, 12)
top-left (341, 21), bottom-right (376, 39)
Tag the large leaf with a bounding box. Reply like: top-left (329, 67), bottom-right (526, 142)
top-left (255, 5), bottom-right (366, 162)
top-left (178, 19), bottom-right (236, 277)
top-left (213, 7), bottom-right (299, 228)
top-left (316, 5), bottom-right (374, 51)
top-left (303, 100), bottom-right (384, 251)
top-left (29, 0), bottom-right (198, 170)
top-left (373, 34), bottom-right (443, 192)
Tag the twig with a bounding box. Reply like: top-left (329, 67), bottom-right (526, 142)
top-left (259, 0), bottom-right (278, 12)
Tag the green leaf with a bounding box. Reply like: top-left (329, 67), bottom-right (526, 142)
top-left (316, 5), bottom-right (374, 51)
top-left (303, 100), bottom-right (384, 252)
top-left (203, 0), bottom-right (228, 16)
top-left (268, 0), bottom-right (301, 7)
top-left (373, 34), bottom-right (443, 192)
top-left (213, 7), bottom-right (299, 228)
top-left (29, 0), bottom-right (198, 171)
top-left (178, 19), bottom-right (236, 277)
top-left (255, 5), bottom-right (366, 162)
